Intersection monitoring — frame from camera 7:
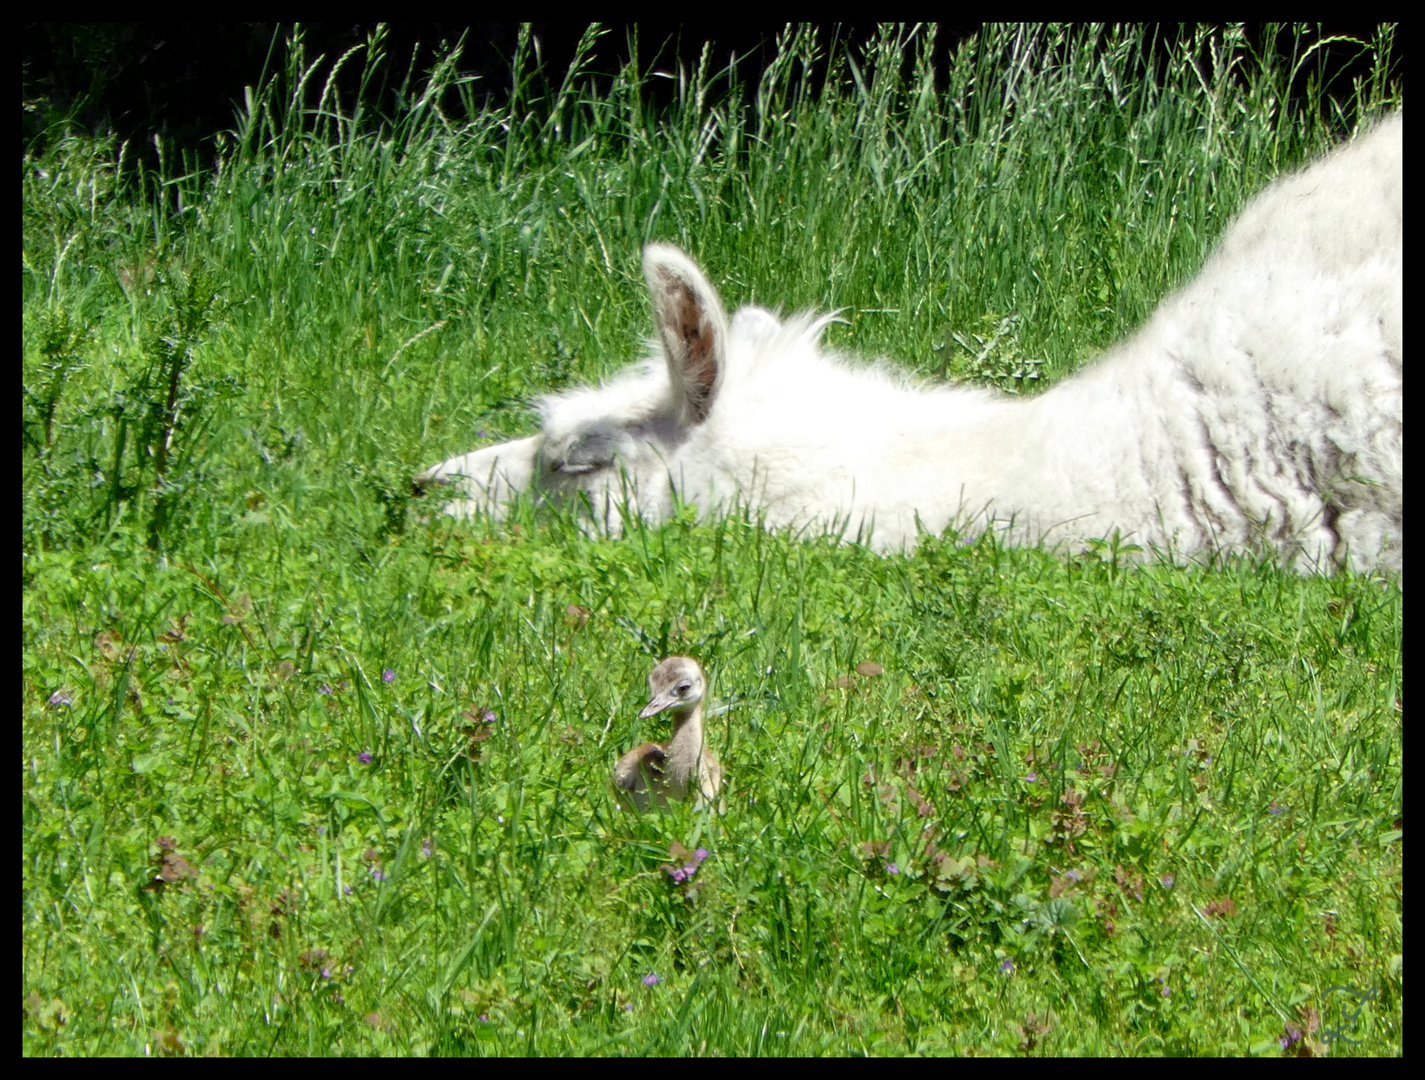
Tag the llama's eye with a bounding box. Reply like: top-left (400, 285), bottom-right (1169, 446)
top-left (561, 426), bottom-right (618, 473)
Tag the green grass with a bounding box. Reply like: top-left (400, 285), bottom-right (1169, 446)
top-left (23, 24), bottom-right (1401, 1055)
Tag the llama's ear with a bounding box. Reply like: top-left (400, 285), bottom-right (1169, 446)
top-left (643, 244), bottom-right (728, 425)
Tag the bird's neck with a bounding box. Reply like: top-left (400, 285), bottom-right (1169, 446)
top-left (664, 706), bottom-right (705, 785)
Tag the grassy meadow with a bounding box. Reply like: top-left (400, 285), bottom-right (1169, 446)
top-left (22, 24), bottom-right (1402, 1055)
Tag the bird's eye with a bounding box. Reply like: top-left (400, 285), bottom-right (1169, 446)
top-left (678, 682), bottom-right (692, 695)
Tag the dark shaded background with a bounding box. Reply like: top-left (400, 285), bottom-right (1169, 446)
top-left (24, 23), bottom-right (1400, 172)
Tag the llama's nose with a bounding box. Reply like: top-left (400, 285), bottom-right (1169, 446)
top-left (410, 472), bottom-right (447, 497)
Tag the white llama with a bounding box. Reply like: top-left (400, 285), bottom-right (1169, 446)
top-left (418, 115), bottom-right (1402, 573)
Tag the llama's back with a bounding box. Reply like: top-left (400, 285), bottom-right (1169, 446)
top-left (1141, 115), bottom-right (1402, 572)
top-left (1212, 114), bottom-right (1402, 288)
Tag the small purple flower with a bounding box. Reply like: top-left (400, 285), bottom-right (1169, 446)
top-left (382, 669), bottom-right (395, 683)
top-left (886, 863), bottom-right (900, 875)
top-left (670, 868), bottom-right (687, 883)
top-left (1160, 874), bottom-right (1175, 889)
top-left (476, 430), bottom-right (489, 440)
top-left (1161, 984), bottom-right (1171, 997)
top-left (479, 1013), bottom-right (489, 1023)
top-left (694, 848), bottom-right (709, 862)
top-left (1025, 772), bottom-right (1038, 783)
top-left (1066, 869), bottom-right (1081, 882)
top-left (358, 751), bottom-right (372, 764)
top-left (1268, 803), bottom-right (1285, 815)
top-left (999, 958), bottom-right (1015, 975)
top-left (370, 867), bottom-right (387, 882)
top-left (48, 691), bottom-right (74, 707)
top-left (343, 885), bottom-right (353, 895)
top-left (642, 973), bottom-right (660, 987)
top-left (483, 710), bottom-right (497, 724)
top-left (321, 968), bottom-right (332, 980)
top-left (421, 837), bottom-right (433, 858)
top-left (318, 685), bottom-right (333, 695)
top-left (333, 993), bottom-right (345, 1005)
top-left (316, 825), bottom-right (326, 836)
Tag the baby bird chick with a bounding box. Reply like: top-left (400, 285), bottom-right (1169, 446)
top-left (613, 656), bottom-right (722, 812)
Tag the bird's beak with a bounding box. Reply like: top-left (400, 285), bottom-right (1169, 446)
top-left (639, 693), bottom-right (678, 719)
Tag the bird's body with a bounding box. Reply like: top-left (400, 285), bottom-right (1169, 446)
top-left (613, 656), bottom-right (722, 812)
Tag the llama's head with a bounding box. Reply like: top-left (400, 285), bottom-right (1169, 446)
top-left (416, 244), bottom-right (785, 531)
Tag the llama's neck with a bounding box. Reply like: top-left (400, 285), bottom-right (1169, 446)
top-left (1008, 349), bottom-right (1167, 539)
top-left (913, 336), bottom-right (1187, 556)
top-left (716, 331), bottom-right (1191, 557)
